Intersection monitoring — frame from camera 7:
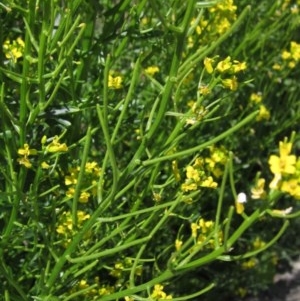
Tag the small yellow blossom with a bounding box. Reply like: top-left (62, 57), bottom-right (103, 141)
top-left (198, 218), bottom-right (214, 233)
top-left (290, 41), bottom-right (300, 61)
top-left (17, 157), bottom-right (33, 168)
top-left (18, 144), bottom-right (37, 157)
top-left (66, 187), bottom-right (75, 198)
top-left (175, 239), bottom-right (183, 251)
top-left (186, 166), bottom-right (200, 181)
top-left (272, 63), bottom-right (282, 70)
top-left (144, 66), bottom-right (159, 76)
top-left (256, 104), bottom-right (270, 121)
top-left (232, 60), bottom-right (247, 73)
top-left (41, 161), bottom-right (50, 169)
top-left (191, 222), bottom-right (199, 238)
top-left (282, 50), bottom-right (291, 60)
top-left (47, 136), bottom-right (68, 153)
top-left (222, 76), bottom-right (238, 90)
top-left (268, 153), bottom-right (296, 175)
top-left (281, 179), bottom-right (300, 199)
top-left (108, 74), bottom-right (122, 89)
top-left (79, 191), bottom-right (90, 203)
top-left (151, 284), bottom-right (172, 300)
top-left (198, 85), bottom-right (211, 95)
top-left (253, 237), bottom-right (266, 249)
top-left (250, 92), bottom-right (263, 104)
top-left (216, 56), bottom-right (232, 73)
top-left (200, 176), bottom-right (218, 188)
top-left (17, 144), bottom-right (37, 168)
top-left (251, 178), bottom-right (266, 199)
top-left (3, 37), bottom-right (25, 63)
top-left (204, 57), bottom-right (214, 74)
top-left (242, 258), bottom-right (257, 269)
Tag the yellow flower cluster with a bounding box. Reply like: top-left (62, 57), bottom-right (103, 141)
top-left (17, 144), bottom-right (37, 168)
top-left (56, 210), bottom-right (90, 247)
top-left (65, 161), bottom-right (101, 203)
top-left (3, 37), bottom-right (25, 63)
top-left (70, 277), bottom-right (115, 298)
top-left (204, 56), bottom-right (247, 91)
top-left (268, 137), bottom-right (300, 199)
top-left (185, 101), bottom-right (208, 125)
top-left (241, 257), bottom-right (257, 270)
top-left (181, 158), bottom-right (218, 192)
top-left (191, 218), bottom-right (223, 248)
top-left (17, 136), bottom-right (68, 169)
top-left (188, 0), bottom-right (237, 47)
top-left (205, 145), bottom-right (228, 178)
top-left (144, 65), bottom-right (160, 76)
top-left (281, 41), bottom-right (300, 69)
top-left (150, 284), bottom-right (172, 300)
top-left (249, 92), bottom-right (270, 121)
top-left (108, 73), bottom-right (123, 89)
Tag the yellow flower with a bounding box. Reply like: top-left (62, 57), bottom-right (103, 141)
top-left (41, 161), bottom-right (50, 169)
top-left (241, 258), bottom-right (257, 269)
top-left (204, 57), bottom-right (214, 74)
top-left (198, 85), bottom-right (210, 95)
top-left (191, 222), bottom-right (199, 238)
top-left (282, 50), bottom-right (291, 60)
top-left (144, 66), bottom-right (159, 76)
top-left (256, 104), bottom-right (270, 121)
top-left (251, 178), bottom-right (266, 199)
top-left (17, 144), bottom-right (37, 168)
top-left (18, 144), bottom-right (37, 157)
top-left (222, 76), bottom-right (238, 90)
top-left (3, 37), bottom-right (25, 63)
top-left (79, 191), bottom-right (90, 203)
top-left (151, 284), bottom-right (172, 300)
top-left (272, 63), bottom-right (282, 70)
top-left (47, 136), bottom-right (68, 153)
top-left (175, 239), bottom-right (183, 251)
top-left (200, 176), bottom-right (218, 188)
top-left (198, 218), bottom-right (214, 233)
top-left (290, 41), bottom-right (300, 61)
top-left (216, 56), bottom-right (232, 73)
top-left (281, 179), bottom-right (300, 199)
top-left (253, 237), bottom-right (266, 249)
top-left (232, 60), bottom-right (247, 73)
top-left (250, 92), bottom-right (262, 104)
top-left (186, 166), bottom-right (200, 181)
top-left (268, 154), bottom-right (296, 175)
top-left (17, 157), bottom-right (33, 168)
top-left (108, 74), bottom-right (122, 89)
top-left (279, 141), bottom-right (293, 157)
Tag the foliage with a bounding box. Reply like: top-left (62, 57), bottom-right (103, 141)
top-left (0, 0), bottom-right (300, 300)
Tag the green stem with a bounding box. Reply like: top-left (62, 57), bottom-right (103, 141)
top-left (143, 110), bottom-right (258, 166)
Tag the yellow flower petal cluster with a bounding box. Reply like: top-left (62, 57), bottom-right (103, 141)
top-left (47, 136), bottom-right (68, 153)
top-left (144, 65), bottom-right (159, 76)
top-left (281, 41), bottom-right (300, 69)
top-left (181, 160), bottom-right (218, 192)
top-left (17, 144), bottom-right (37, 168)
top-left (65, 161), bottom-right (101, 203)
top-left (3, 37), bottom-right (25, 63)
top-left (108, 74), bottom-right (123, 89)
top-left (56, 210), bottom-right (90, 247)
top-left (267, 137), bottom-right (300, 199)
top-left (150, 284), bottom-right (172, 300)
